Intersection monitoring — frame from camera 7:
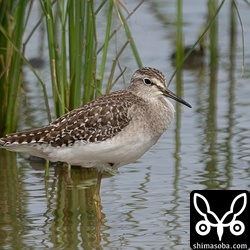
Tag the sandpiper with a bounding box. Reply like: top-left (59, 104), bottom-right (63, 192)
top-left (0, 67), bottom-right (191, 202)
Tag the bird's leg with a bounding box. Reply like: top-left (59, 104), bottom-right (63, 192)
top-left (93, 171), bottom-right (103, 203)
top-left (45, 159), bottom-right (50, 177)
top-left (93, 171), bottom-right (103, 220)
top-left (62, 163), bottom-right (74, 187)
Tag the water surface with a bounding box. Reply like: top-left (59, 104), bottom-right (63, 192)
top-left (0, 1), bottom-right (250, 249)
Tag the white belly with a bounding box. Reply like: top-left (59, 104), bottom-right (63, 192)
top-left (43, 128), bottom-right (160, 169)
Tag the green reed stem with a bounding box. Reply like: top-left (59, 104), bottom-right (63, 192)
top-left (0, 25), bottom-right (52, 124)
top-left (232, 0), bottom-right (245, 75)
top-left (0, 0), bottom-right (29, 135)
top-left (68, 0), bottom-right (85, 109)
top-left (0, 5), bottom-right (9, 134)
top-left (5, 1), bottom-right (26, 133)
top-left (116, 5), bottom-right (142, 68)
top-left (59, 0), bottom-right (68, 111)
top-left (41, 0), bottom-right (65, 117)
top-left (83, 0), bottom-right (97, 104)
top-left (97, 0), bottom-right (114, 98)
top-left (208, 0), bottom-right (218, 67)
top-left (175, 0), bottom-right (183, 66)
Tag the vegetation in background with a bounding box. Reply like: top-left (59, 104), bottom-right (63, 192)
top-left (0, 0), bottom-right (243, 136)
top-left (0, 0), bottom-right (29, 135)
top-left (0, 0), bottom-right (143, 136)
top-left (168, 0), bottom-right (241, 86)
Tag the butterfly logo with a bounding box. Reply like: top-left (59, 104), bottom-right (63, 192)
top-left (193, 193), bottom-right (247, 241)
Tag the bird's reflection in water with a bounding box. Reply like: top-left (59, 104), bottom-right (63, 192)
top-left (29, 156), bottom-right (112, 249)
top-left (170, 43), bottom-right (205, 70)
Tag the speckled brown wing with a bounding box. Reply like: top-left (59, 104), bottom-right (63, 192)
top-left (0, 90), bottom-right (137, 148)
top-left (44, 91), bottom-right (135, 147)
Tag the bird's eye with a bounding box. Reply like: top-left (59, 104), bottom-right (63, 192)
top-left (144, 78), bottom-right (152, 85)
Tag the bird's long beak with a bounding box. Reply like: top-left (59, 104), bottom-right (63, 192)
top-left (164, 89), bottom-right (192, 108)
